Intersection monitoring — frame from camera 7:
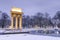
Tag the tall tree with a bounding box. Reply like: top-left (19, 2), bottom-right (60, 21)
top-left (1, 12), bottom-right (10, 28)
top-left (53, 11), bottom-right (60, 28)
top-left (33, 12), bottom-right (44, 27)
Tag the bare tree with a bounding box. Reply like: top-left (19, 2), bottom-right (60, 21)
top-left (1, 12), bottom-right (10, 28)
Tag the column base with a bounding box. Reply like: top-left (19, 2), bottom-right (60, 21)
top-left (9, 26), bottom-right (14, 29)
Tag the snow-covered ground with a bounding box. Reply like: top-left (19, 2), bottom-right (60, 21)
top-left (0, 34), bottom-right (60, 40)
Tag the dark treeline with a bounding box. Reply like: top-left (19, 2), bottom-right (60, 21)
top-left (0, 11), bottom-right (10, 28)
top-left (0, 11), bottom-right (60, 28)
top-left (22, 11), bottom-right (60, 28)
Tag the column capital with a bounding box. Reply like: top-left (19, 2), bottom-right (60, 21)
top-left (17, 15), bottom-right (22, 17)
top-left (17, 15), bottom-right (20, 17)
top-left (13, 14), bottom-right (16, 17)
top-left (11, 14), bottom-right (16, 17)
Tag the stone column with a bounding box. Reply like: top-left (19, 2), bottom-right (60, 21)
top-left (10, 14), bottom-right (16, 29)
top-left (19, 15), bottom-right (22, 31)
top-left (10, 16), bottom-right (14, 29)
top-left (16, 16), bottom-right (18, 29)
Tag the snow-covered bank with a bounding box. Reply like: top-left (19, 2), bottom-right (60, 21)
top-left (0, 34), bottom-right (60, 40)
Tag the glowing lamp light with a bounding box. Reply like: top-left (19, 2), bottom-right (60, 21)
top-left (11, 7), bottom-right (22, 12)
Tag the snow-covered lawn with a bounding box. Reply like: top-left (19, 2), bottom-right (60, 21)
top-left (0, 34), bottom-right (60, 40)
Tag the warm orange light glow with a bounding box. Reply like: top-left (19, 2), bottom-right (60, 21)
top-left (11, 7), bottom-right (22, 12)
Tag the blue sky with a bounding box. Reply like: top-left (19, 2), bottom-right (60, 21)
top-left (0, 0), bottom-right (60, 17)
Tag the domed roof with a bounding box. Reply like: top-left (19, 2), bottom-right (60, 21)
top-left (11, 7), bottom-right (22, 12)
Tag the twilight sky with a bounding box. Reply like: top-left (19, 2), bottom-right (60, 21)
top-left (0, 0), bottom-right (60, 17)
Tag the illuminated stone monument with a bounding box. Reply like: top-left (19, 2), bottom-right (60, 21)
top-left (10, 7), bottom-right (23, 30)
